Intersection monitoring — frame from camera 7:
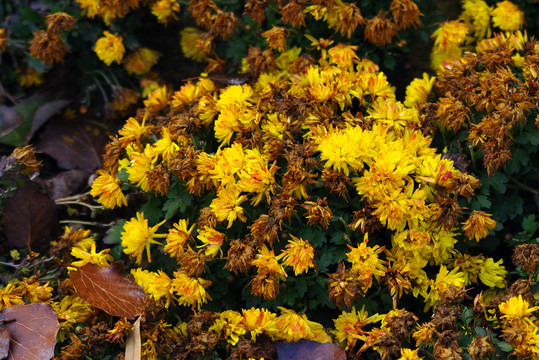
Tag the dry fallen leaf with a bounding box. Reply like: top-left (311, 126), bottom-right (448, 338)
top-left (70, 263), bottom-right (147, 319)
top-left (2, 179), bottom-right (58, 249)
top-left (274, 339), bottom-right (346, 360)
top-left (0, 303), bottom-right (60, 360)
top-left (37, 119), bottom-right (108, 171)
top-left (125, 317), bottom-right (141, 360)
top-left (0, 325), bottom-right (10, 359)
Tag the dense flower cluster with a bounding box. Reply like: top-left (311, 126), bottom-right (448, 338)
top-left (86, 34), bottom-right (524, 357)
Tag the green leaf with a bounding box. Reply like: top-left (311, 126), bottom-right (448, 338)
top-left (495, 340), bottom-right (513, 352)
top-left (294, 277), bottom-right (308, 299)
top-left (488, 172), bottom-right (508, 194)
top-left (522, 215), bottom-right (538, 233)
top-left (140, 196), bottom-right (165, 225)
top-left (162, 187), bottom-right (194, 220)
top-left (383, 55), bottom-right (396, 71)
top-left (103, 220), bottom-right (126, 245)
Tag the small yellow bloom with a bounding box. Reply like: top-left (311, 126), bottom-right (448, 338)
top-left (143, 85), bottom-right (170, 114)
top-left (279, 235), bottom-right (315, 275)
top-left (241, 307), bottom-right (278, 340)
top-left (16, 68), bottom-right (45, 87)
top-left (124, 47), bottom-right (160, 75)
top-left (171, 270), bottom-right (212, 309)
top-left (491, 1), bottom-right (524, 32)
top-left (180, 27), bottom-right (207, 62)
top-left (398, 348), bottom-right (423, 360)
top-left (261, 26), bottom-right (288, 52)
top-left (210, 187), bottom-right (248, 228)
top-left (90, 170), bottom-right (127, 208)
top-left (121, 212), bottom-right (166, 264)
top-left (499, 295), bottom-right (539, 320)
top-left (210, 310), bottom-right (246, 345)
top-left (151, 0), bottom-right (180, 24)
top-left (94, 31), bottom-right (125, 65)
top-left (462, 210), bottom-right (496, 242)
top-left (197, 226), bottom-right (225, 258)
top-left (404, 73), bottom-right (435, 108)
top-left (164, 219), bottom-right (195, 258)
top-left (71, 241), bottom-right (113, 268)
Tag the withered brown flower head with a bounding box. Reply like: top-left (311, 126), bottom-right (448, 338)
top-left (261, 26), bottom-right (289, 52)
top-left (45, 12), bottom-right (77, 33)
top-left (512, 244), bottom-right (539, 273)
top-left (168, 145), bottom-right (199, 180)
top-left (350, 207), bottom-right (383, 233)
top-left (468, 335), bottom-right (495, 360)
top-left (327, 262), bottom-right (364, 310)
top-left (189, 0), bottom-right (219, 29)
top-left (280, 0), bottom-right (306, 28)
top-left (269, 192), bottom-right (297, 223)
top-left (245, 46), bottom-right (277, 78)
top-left (197, 206), bottom-right (218, 229)
top-left (322, 168), bottom-right (351, 198)
top-left (225, 238), bottom-right (256, 274)
top-left (433, 330), bottom-right (463, 360)
top-left (431, 304), bottom-right (462, 331)
top-left (302, 197), bottom-right (333, 229)
top-left (29, 30), bottom-right (69, 65)
top-left (372, 333), bottom-right (401, 360)
top-left (211, 11), bottom-right (239, 40)
top-left (364, 11), bottom-right (398, 46)
top-left (384, 309), bottom-right (418, 341)
top-left (389, 0), bottom-right (422, 29)
top-left (250, 270), bottom-right (280, 300)
top-left (244, 0), bottom-right (268, 27)
top-left (9, 145), bottom-right (42, 173)
top-left (147, 163), bottom-right (171, 195)
top-left (178, 248), bottom-right (210, 278)
top-left (249, 214), bottom-right (280, 246)
top-left (431, 195), bottom-right (462, 230)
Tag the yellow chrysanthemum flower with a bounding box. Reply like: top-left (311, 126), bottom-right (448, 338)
top-left (197, 226), bottom-right (225, 258)
top-left (120, 212), bottom-right (166, 264)
top-left (124, 47), bottom-right (161, 75)
top-left (94, 31), bottom-right (125, 65)
top-left (274, 307), bottom-right (331, 343)
top-left (90, 170), bottom-right (127, 208)
top-left (404, 73), bottom-right (435, 108)
top-left (75, 0), bottom-right (100, 18)
top-left (491, 1), bottom-right (524, 32)
top-left (164, 219), bottom-right (195, 258)
top-left (180, 27), bottom-right (207, 62)
top-left (462, 210), bottom-right (496, 242)
top-left (71, 241), bottom-right (113, 268)
top-left (210, 310), bottom-right (246, 345)
top-left (398, 348), bottom-right (424, 360)
top-left (151, 0), bottom-right (180, 24)
top-left (461, 0), bottom-right (491, 40)
top-left (131, 268), bottom-right (173, 307)
top-left (16, 68), bottom-right (44, 87)
top-left (210, 187), bottom-right (248, 228)
top-left (499, 295), bottom-right (539, 320)
top-left (171, 270), bottom-right (212, 309)
top-left (332, 306), bottom-right (383, 350)
top-left (279, 235), bottom-right (315, 275)
top-left (241, 308), bottom-right (278, 340)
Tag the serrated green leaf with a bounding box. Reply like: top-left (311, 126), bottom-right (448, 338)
top-left (103, 220), bottom-right (126, 245)
top-left (294, 277), bottom-right (308, 299)
top-left (163, 188), bottom-right (194, 219)
top-left (140, 196), bottom-right (165, 225)
top-left (489, 172), bottom-right (508, 194)
top-left (474, 326), bottom-right (487, 337)
top-left (522, 215), bottom-right (538, 233)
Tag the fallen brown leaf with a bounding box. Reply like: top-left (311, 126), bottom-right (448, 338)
top-left (70, 263), bottom-right (147, 319)
top-left (0, 303), bottom-right (60, 360)
top-left (274, 339), bottom-right (346, 360)
top-left (0, 325), bottom-right (10, 359)
top-left (2, 179), bottom-right (58, 249)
